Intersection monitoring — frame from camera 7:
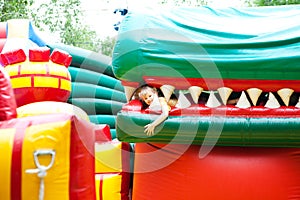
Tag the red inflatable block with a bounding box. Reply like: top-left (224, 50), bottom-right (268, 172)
top-left (64, 54), bottom-right (72, 67)
top-left (29, 47), bottom-right (50, 62)
top-left (0, 48), bottom-right (26, 66)
top-left (0, 67), bottom-right (17, 121)
top-left (122, 99), bottom-right (143, 112)
top-left (0, 53), bottom-right (8, 66)
top-left (95, 124), bottom-right (112, 142)
top-left (0, 22), bottom-right (6, 39)
top-left (50, 48), bottom-right (72, 67)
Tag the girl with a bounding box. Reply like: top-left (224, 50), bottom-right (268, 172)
top-left (138, 85), bottom-right (177, 136)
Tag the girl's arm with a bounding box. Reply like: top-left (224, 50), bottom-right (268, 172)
top-left (144, 98), bottom-right (170, 136)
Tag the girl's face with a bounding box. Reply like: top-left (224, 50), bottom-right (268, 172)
top-left (142, 91), bottom-right (155, 105)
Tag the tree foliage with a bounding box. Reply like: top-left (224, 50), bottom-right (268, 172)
top-left (0, 0), bottom-right (115, 55)
top-left (0, 0), bottom-right (33, 19)
top-left (250, 0), bottom-right (300, 6)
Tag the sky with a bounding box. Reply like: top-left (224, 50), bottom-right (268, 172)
top-left (81, 0), bottom-right (246, 39)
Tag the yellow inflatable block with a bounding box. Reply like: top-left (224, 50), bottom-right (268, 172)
top-left (17, 101), bottom-right (90, 122)
top-left (95, 139), bottom-right (131, 200)
top-left (95, 174), bottom-right (123, 200)
top-left (95, 141), bottom-right (123, 173)
top-left (0, 113), bottom-right (96, 200)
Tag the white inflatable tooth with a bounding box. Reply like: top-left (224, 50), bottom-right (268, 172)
top-left (206, 91), bottom-right (221, 108)
top-left (296, 97), bottom-right (300, 108)
top-left (124, 86), bottom-right (136, 102)
top-left (277, 88), bottom-right (294, 106)
top-left (217, 87), bottom-right (233, 105)
top-left (246, 88), bottom-right (262, 106)
top-left (160, 84), bottom-right (175, 102)
top-left (175, 90), bottom-right (191, 109)
top-left (265, 92), bottom-right (280, 108)
top-left (188, 86), bottom-right (203, 103)
top-left (236, 91), bottom-right (251, 108)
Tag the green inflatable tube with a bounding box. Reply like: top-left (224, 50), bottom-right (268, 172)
top-left (70, 82), bottom-right (126, 103)
top-left (110, 129), bottom-right (117, 139)
top-left (47, 43), bottom-right (115, 77)
top-left (89, 114), bottom-right (116, 128)
top-left (116, 111), bottom-right (300, 147)
top-left (68, 98), bottom-right (124, 115)
top-left (68, 66), bottom-right (124, 92)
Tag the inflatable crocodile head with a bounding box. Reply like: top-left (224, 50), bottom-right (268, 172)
top-left (112, 6), bottom-right (300, 147)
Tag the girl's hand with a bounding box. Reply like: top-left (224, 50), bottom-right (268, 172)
top-left (144, 123), bottom-right (155, 136)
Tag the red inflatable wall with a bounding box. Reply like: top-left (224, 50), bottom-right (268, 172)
top-left (132, 143), bottom-right (300, 200)
top-left (0, 22), bottom-right (6, 52)
top-left (0, 67), bottom-right (17, 121)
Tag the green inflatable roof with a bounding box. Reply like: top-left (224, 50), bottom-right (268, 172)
top-left (112, 5), bottom-right (300, 89)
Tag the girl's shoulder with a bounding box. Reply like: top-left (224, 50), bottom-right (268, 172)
top-left (158, 97), bottom-right (168, 104)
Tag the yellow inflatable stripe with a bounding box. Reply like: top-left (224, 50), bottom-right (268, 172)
top-left (95, 142), bottom-right (122, 173)
top-left (95, 174), bottom-right (101, 200)
top-left (4, 65), bottom-right (20, 76)
top-left (0, 128), bottom-right (14, 200)
top-left (5, 61), bottom-right (69, 77)
top-left (22, 121), bottom-right (71, 200)
top-left (11, 77), bottom-right (32, 88)
top-left (60, 78), bottom-right (71, 91)
top-left (20, 62), bottom-right (47, 75)
top-left (49, 63), bottom-right (69, 77)
top-left (34, 76), bottom-right (58, 88)
top-left (10, 76), bottom-right (70, 90)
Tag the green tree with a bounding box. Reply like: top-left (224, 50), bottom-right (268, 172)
top-left (0, 0), bottom-right (115, 55)
top-left (0, 0), bottom-right (33, 19)
top-left (100, 36), bottom-right (116, 57)
top-left (30, 0), bottom-right (104, 53)
top-left (251, 0), bottom-right (300, 6)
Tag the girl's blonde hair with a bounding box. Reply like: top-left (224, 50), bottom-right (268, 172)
top-left (138, 86), bottom-right (157, 100)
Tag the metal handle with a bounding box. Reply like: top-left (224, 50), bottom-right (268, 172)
top-left (33, 149), bottom-right (56, 171)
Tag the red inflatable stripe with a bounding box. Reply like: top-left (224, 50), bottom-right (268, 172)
top-left (142, 76), bottom-right (300, 92)
top-left (11, 122), bottom-right (26, 200)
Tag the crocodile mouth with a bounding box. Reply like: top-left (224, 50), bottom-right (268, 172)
top-left (122, 78), bottom-right (300, 114)
top-left (117, 80), bottom-right (300, 147)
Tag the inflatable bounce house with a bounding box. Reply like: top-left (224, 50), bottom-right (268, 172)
top-left (1, 4), bottom-right (300, 200)
top-left (112, 5), bottom-right (300, 200)
top-left (0, 19), bottom-right (132, 200)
